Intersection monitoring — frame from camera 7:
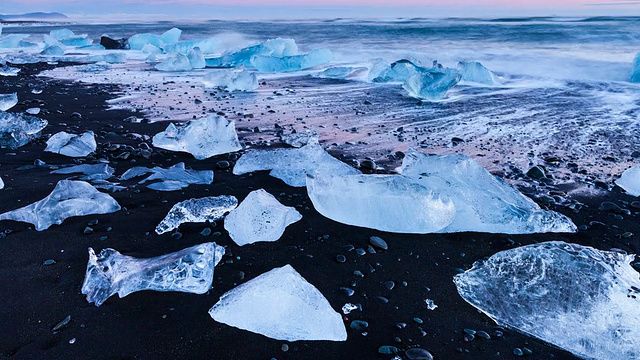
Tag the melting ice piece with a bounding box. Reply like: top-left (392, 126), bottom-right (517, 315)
top-left (152, 115), bottom-right (242, 160)
top-left (233, 139), bottom-right (360, 187)
top-left (187, 47), bottom-right (206, 69)
top-left (0, 180), bottom-right (120, 231)
top-left (205, 38), bottom-right (298, 68)
top-left (209, 264), bottom-right (347, 341)
top-left (280, 130), bottom-right (319, 148)
top-left (307, 172), bottom-right (455, 233)
top-left (458, 61), bottom-right (501, 85)
top-left (397, 148), bottom-right (577, 233)
top-left (632, 53), bottom-right (640, 83)
top-left (317, 66), bottom-right (356, 79)
top-left (251, 49), bottom-right (333, 73)
top-left (0, 64), bottom-right (20, 76)
top-left (2, 53), bottom-right (40, 64)
top-left (51, 163), bottom-right (115, 181)
top-left (368, 59), bottom-right (426, 83)
top-left (403, 66), bottom-right (461, 101)
top-left (0, 34), bottom-right (29, 49)
top-left (224, 189), bottom-right (302, 246)
top-left (128, 28), bottom-right (181, 51)
top-left (0, 93), bottom-right (18, 111)
top-left (120, 162), bottom-right (213, 191)
top-left (616, 164), bottom-right (640, 196)
top-left (50, 28), bottom-right (74, 40)
top-left (164, 38), bottom-right (218, 55)
top-left (45, 131), bottom-right (97, 157)
top-left (202, 68), bottom-right (258, 91)
top-left (156, 195), bottom-right (238, 235)
top-left (454, 241), bottom-right (640, 360)
top-left (0, 111), bottom-right (48, 149)
top-left (155, 52), bottom-right (192, 72)
top-left (82, 242), bottom-right (224, 307)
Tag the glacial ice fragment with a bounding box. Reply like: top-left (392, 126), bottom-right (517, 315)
top-left (0, 93), bottom-right (18, 111)
top-left (209, 264), bottom-right (347, 341)
top-left (632, 53), bottom-right (640, 83)
top-left (0, 34), bottom-right (29, 49)
top-left (45, 131), bottom-right (97, 157)
top-left (164, 38), bottom-right (218, 55)
top-left (205, 38), bottom-right (298, 68)
top-left (0, 111), bottom-right (48, 149)
top-left (317, 66), bottom-right (356, 79)
top-left (0, 64), bottom-right (20, 76)
top-left (51, 163), bottom-right (115, 182)
top-left (368, 59), bottom-right (426, 83)
top-left (59, 36), bottom-right (92, 47)
top-left (616, 164), bottom-right (640, 196)
top-left (0, 175), bottom-right (4, 189)
top-left (120, 162), bottom-right (213, 191)
top-left (155, 52), bottom-right (192, 72)
top-left (280, 130), bottom-right (318, 148)
top-left (251, 49), bottom-right (333, 73)
top-left (187, 47), bottom-right (206, 69)
top-left (458, 61), bottom-right (501, 85)
top-left (128, 28), bottom-right (181, 51)
top-left (50, 29), bottom-right (74, 40)
top-left (454, 241), bottom-right (640, 360)
top-left (82, 242), bottom-right (224, 307)
top-left (233, 139), bottom-right (360, 187)
top-left (202, 68), bottom-right (258, 91)
top-left (155, 195), bottom-right (238, 235)
top-left (397, 148), bottom-right (576, 233)
top-left (0, 180), bottom-right (120, 231)
top-left (160, 27), bottom-right (182, 45)
top-left (152, 115), bottom-right (242, 160)
top-left (307, 172), bottom-right (455, 233)
top-left (41, 45), bottom-right (64, 56)
top-left (403, 66), bottom-right (461, 100)
top-left (224, 189), bottom-right (302, 246)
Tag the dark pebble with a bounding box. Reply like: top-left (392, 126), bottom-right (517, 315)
top-left (350, 320), bottom-right (369, 331)
top-left (630, 201), bottom-right (640, 210)
top-left (476, 330), bottom-right (491, 339)
top-left (355, 248), bottom-right (366, 256)
top-left (340, 287), bottom-right (355, 296)
top-left (382, 281), bottom-right (395, 290)
top-left (526, 166), bottom-right (546, 180)
top-left (378, 346), bottom-right (399, 355)
top-left (522, 347), bottom-right (533, 355)
top-left (369, 236), bottom-right (388, 250)
top-left (200, 228), bottom-right (212, 236)
top-left (513, 348), bottom-right (524, 356)
top-left (216, 160), bottom-right (230, 170)
top-left (83, 227), bottom-right (93, 234)
top-left (375, 296), bottom-right (389, 303)
top-left (413, 317), bottom-right (423, 324)
top-left (405, 348), bottom-right (434, 360)
top-left (336, 254), bottom-right (346, 263)
top-left (360, 159), bottom-right (376, 170)
top-left (43, 259), bottom-right (56, 266)
top-left (171, 232), bottom-right (182, 240)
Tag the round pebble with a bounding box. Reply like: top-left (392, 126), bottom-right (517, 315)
top-left (513, 348), bottom-right (524, 356)
top-left (369, 236), bottom-right (388, 250)
top-left (350, 320), bottom-right (369, 331)
top-left (378, 346), bottom-right (399, 355)
top-left (200, 228), bottom-right (212, 236)
top-left (43, 259), bottom-right (56, 266)
top-left (413, 317), bottom-right (423, 324)
top-left (336, 254), bottom-right (346, 263)
top-left (281, 344), bottom-right (289, 352)
top-left (476, 330), bottom-right (491, 340)
top-left (405, 348), bottom-right (434, 360)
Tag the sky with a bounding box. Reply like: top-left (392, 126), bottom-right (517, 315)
top-left (2, 0), bottom-right (639, 20)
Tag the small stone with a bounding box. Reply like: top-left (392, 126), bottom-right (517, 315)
top-left (577, 225), bottom-right (588, 231)
top-left (378, 346), bottom-right (399, 355)
top-left (340, 287), bottom-right (355, 296)
top-left (405, 348), bottom-right (434, 360)
top-left (476, 330), bottom-right (491, 339)
top-left (413, 317), bottom-right (423, 324)
top-left (69, 338), bottom-right (76, 344)
top-left (630, 201), bottom-right (640, 210)
top-left (355, 248), bottom-right (366, 256)
top-left (99, 236), bottom-right (108, 241)
top-left (52, 315), bottom-right (71, 331)
top-left (350, 320), bottom-right (369, 331)
top-left (360, 159), bottom-right (376, 170)
top-left (395, 322), bottom-right (407, 329)
top-left (464, 333), bottom-right (475, 342)
top-left (342, 303), bottom-right (360, 314)
top-left (513, 348), bottom-right (524, 356)
top-left (522, 347), bottom-right (532, 355)
top-left (83, 227), bottom-right (93, 234)
top-left (451, 137), bottom-right (464, 146)
top-left (336, 254), bottom-right (346, 263)
top-left (463, 328), bottom-right (476, 335)
top-left (200, 228), bottom-right (212, 236)
top-left (526, 166), bottom-right (546, 180)
top-left (383, 281), bottom-right (395, 290)
top-left (87, 219), bottom-right (99, 226)
top-left (43, 259), bottom-right (56, 266)
top-left (171, 232), bottom-right (182, 240)
top-left (71, 112), bottom-right (82, 118)
top-left (281, 344), bottom-right (289, 352)
top-left (216, 160), bottom-right (231, 170)
top-left (622, 232), bottom-right (633, 238)
top-left (369, 236), bottom-right (388, 250)
top-left (375, 296), bottom-right (389, 303)
top-left (354, 270), bottom-right (364, 277)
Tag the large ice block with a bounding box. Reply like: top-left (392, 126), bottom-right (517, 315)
top-left (152, 115), bottom-right (242, 160)
top-left (454, 241), bottom-right (640, 360)
top-left (50, 28), bottom-right (74, 40)
top-left (128, 27), bottom-right (181, 51)
top-left (616, 164), bottom-right (640, 196)
top-left (458, 61), bottom-right (501, 85)
top-left (307, 172), bottom-right (455, 233)
top-left (45, 131), bottom-right (97, 157)
top-left (187, 47), bottom-right (206, 69)
top-left (224, 189), bottom-right (302, 246)
top-left (631, 52), bottom-right (640, 83)
top-left (0, 180), bottom-right (120, 231)
top-left (51, 163), bottom-right (115, 181)
top-left (250, 49), bottom-right (333, 73)
top-left (120, 162), bottom-right (213, 191)
top-left (403, 66), bottom-right (461, 100)
top-left (0, 34), bottom-right (29, 49)
top-left (0, 93), bottom-right (17, 111)
top-left (233, 140), bottom-right (360, 187)
top-left (209, 264), bottom-right (347, 341)
top-left (202, 68), bottom-right (258, 92)
top-left (156, 195), bottom-right (238, 235)
top-left (205, 38), bottom-right (298, 68)
top-left (41, 45), bottom-right (64, 56)
top-left (0, 111), bottom-right (48, 149)
top-left (155, 52), bottom-right (192, 72)
top-left (397, 148), bottom-right (576, 233)
top-left (82, 242), bottom-right (224, 307)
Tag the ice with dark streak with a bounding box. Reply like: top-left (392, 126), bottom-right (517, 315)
top-left (82, 242), bottom-right (225, 307)
top-left (250, 49), bottom-right (333, 73)
top-left (204, 38), bottom-right (297, 68)
top-left (155, 195), bottom-right (238, 235)
top-left (458, 61), bottom-right (501, 85)
top-left (0, 110), bottom-right (48, 149)
top-left (0, 93), bottom-right (18, 111)
top-left (202, 68), bottom-right (258, 91)
top-left (368, 58), bottom-right (426, 82)
top-left (397, 148), bottom-right (577, 234)
top-left (45, 131), bottom-right (97, 157)
top-left (454, 241), bottom-right (640, 360)
top-left (403, 65), bottom-right (461, 100)
top-left (120, 162), bottom-right (213, 191)
top-left (209, 264), bottom-right (347, 341)
top-left (0, 180), bottom-right (120, 231)
top-left (616, 164), bottom-right (640, 197)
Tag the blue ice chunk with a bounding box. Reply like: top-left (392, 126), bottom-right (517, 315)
top-left (458, 61), bottom-right (501, 85)
top-left (188, 47), bottom-right (206, 69)
top-left (18, 41), bottom-right (37, 48)
top-left (0, 110), bottom-right (48, 149)
top-left (0, 93), bottom-right (18, 111)
top-left (251, 49), bottom-right (333, 73)
top-left (317, 67), bottom-right (356, 79)
top-left (85, 53), bottom-right (127, 64)
top-left (368, 59), bottom-right (426, 82)
top-left (160, 27), bottom-right (181, 45)
top-left (202, 68), bottom-right (258, 91)
top-left (120, 162), bottom-right (213, 191)
top-left (59, 36), bottom-right (93, 47)
top-left (43, 34), bottom-right (63, 48)
top-left (205, 38), bottom-right (297, 68)
top-left (78, 44), bottom-right (106, 51)
top-left (155, 53), bottom-right (192, 72)
top-left (0, 34), bottom-right (29, 49)
top-left (631, 52), bottom-right (640, 83)
top-left (41, 45), bottom-right (64, 56)
top-left (50, 28), bottom-right (74, 40)
top-left (128, 33), bottom-right (162, 50)
top-left (164, 38), bottom-right (218, 55)
top-left (403, 66), bottom-right (461, 101)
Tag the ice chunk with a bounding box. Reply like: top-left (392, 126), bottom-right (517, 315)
top-left (41, 45), bottom-right (64, 56)
top-left (233, 139), bottom-right (360, 187)
top-left (631, 52), bottom-right (640, 83)
top-left (0, 111), bottom-right (48, 149)
top-left (307, 172), bottom-right (455, 233)
top-left (152, 115), bottom-right (241, 160)
top-left (156, 195), bottom-right (238, 235)
top-left (187, 47), bottom-right (205, 69)
top-left (82, 242), bottom-right (224, 307)
top-left (120, 162), bottom-right (213, 191)
top-left (209, 264), bottom-right (347, 341)
top-left (85, 53), bottom-right (127, 64)
top-left (369, 59), bottom-right (425, 83)
top-left (224, 189), bottom-right (302, 246)
top-left (59, 36), bottom-right (92, 47)
top-left (403, 66), bottom-right (461, 100)
top-left (155, 52), bottom-right (192, 72)
top-left (0, 176), bottom-right (3, 189)
top-left (0, 93), bottom-right (18, 111)
top-left (202, 68), bottom-right (258, 92)
top-left (141, 43), bottom-right (161, 55)
top-left (616, 164), bottom-right (640, 196)
top-left (0, 64), bottom-right (20, 76)
top-left (251, 49), bottom-right (333, 73)
top-left (51, 163), bottom-right (115, 181)
top-left (397, 148), bottom-right (577, 233)
top-left (458, 61), bottom-right (501, 85)
top-left (2, 53), bottom-right (40, 64)
top-left (45, 131), bottom-right (97, 157)
top-left (0, 34), bottom-right (29, 49)
top-left (160, 27), bottom-right (181, 45)
top-left (127, 27), bottom-right (181, 51)
top-left (164, 38), bottom-right (218, 55)
top-left (50, 28), bottom-right (74, 40)
top-left (454, 241), bottom-right (640, 360)
top-left (0, 180), bottom-right (120, 231)
top-left (317, 66), bottom-right (356, 79)
top-left (205, 38), bottom-right (298, 68)
top-left (280, 130), bottom-right (319, 148)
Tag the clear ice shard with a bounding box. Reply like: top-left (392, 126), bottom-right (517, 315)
top-left (205, 38), bottom-right (298, 68)
top-left (632, 53), bottom-right (640, 83)
top-left (368, 59), bottom-right (426, 83)
top-left (224, 189), bottom-right (302, 246)
top-left (0, 180), bottom-right (120, 231)
top-left (0, 93), bottom-right (18, 111)
top-left (0, 111), bottom-right (48, 149)
top-left (156, 195), bottom-right (238, 235)
top-left (397, 148), bottom-right (577, 233)
top-left (82, 242), bottom-right (225, 307)
top-left (403, 66), bottom-right (461, 101)
top-left (250, 49), bottom-right (333, 73)
top-left (45, 131), bottom-right (97, 157)
top-left (233, 139), bottom-right (360, 187)
top-left (152, 115), bottom-right (242, 160)
top-left (187, 47), bottom-right (206, 69)
top-left (458, 61), bottom-right (501, 85)
top-left (616, 164), bottom-right (640, 197)
top-left (120, 162), bottom-right (213, 191)
top-left (280, 130), bottom-right (319, 148)
top-left (307, 172), bottom-right (455, 233)
top-left (209, 264), bottom-right (347, 341)
top-left (454, 241), bottom-right (640, 360)
top-left (155, 52), bottom-right (192, 72)
top-left (202, 68), bottom-right (258, 91)
top-left (51, 163), bottom-right (115, 181)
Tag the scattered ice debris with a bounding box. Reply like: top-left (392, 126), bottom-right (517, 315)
top-left (397, 148), bottom-right (577, 233)
top-left (205, 38), bottom-right (298, 68)
top-left (0, 180), bottom-right (120, 231)
top-left (458, 61), bottom-right (501, 85)
top-left (82, 242), bottom-right (224, 307)
top-left (120, 162), bottom-right (213, 191)
top-left (152, 115), bottom-right (242, 160)
top-left (616, 164), bottom-right (640, 196)
top-left (187, 47), bottom-right (206, 69)
top-left (632, 53), bottom-right (640, 83)
top-left (233, 139), bottom-right (360, 187)
top-left (251, 49), bottom-right (333, 73)
top-left (0, 93), bottom-right (18, 111)
top-left (403, 66), bottom-right (461, 101)
top-left (155, 52), bottom-right (192, 72)
top-left (45, 131), bottom-right (97, 157)
top-left (209, 264), bottom-right (347, 341)
top-left (224, 189), bottom-right (302, 246)
top-left (51, 163), bottom-right (115, 181)
top-left (155, 195), bottom-right (238, 235)
top-left (454, 241), bottom-right (640, 360)
top-left (202, 68), bottom-right (258, 92)
top-left (280, 130), bottom-right (319, 148)
top-left (307, 171), bottom-right (455, 233)
top-left (317, 66), bottom-right (356, 79)
top-left (424, 299), bottom-right (438, 310)
top-left (0, 111), bottom-right (48, 149)
top-left (0, 63), bottom-right (20, 76)
top-left (0, 34), bottom-right (30, 49)
top-left (128, 27), bottom-right (182, 51)
top-left (368, 59), bottom-right (425, 83)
